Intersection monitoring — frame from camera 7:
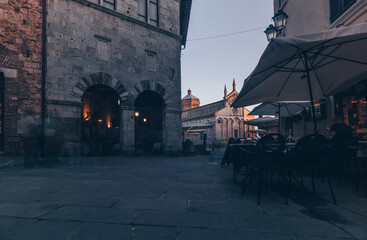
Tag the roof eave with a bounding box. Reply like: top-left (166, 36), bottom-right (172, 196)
top-left (180, 0), bottom-right (192, 48)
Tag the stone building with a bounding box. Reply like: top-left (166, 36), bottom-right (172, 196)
top-left (272, 0), bottom-right (367, 138)
top-left (181, 89), bottom-right (200, 111)
top-left (0, 0), bottom-right (192, 156)
top-left (0, 0), bottom-right (44, 154)
top-left (182, 80), bottom-right (255, 147)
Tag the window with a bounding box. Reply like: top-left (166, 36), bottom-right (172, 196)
top-left (145, 50), bottom-right (157, 71)
top-left (329, 0), bottom-right (356, 23)
top-left (88, 0), bottom-right (116, 10)
top-left (306, 103), bottom-right (327, 120)
top-left (95, 35), bottom-right (111, 61)
top-left (138, 0), bottom-right (159, 26)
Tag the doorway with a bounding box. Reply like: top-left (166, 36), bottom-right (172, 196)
top-left (0, 72), bottom-right (4, 151)
top-left (135, 91), bottom-right (164, 155)
top-left (81, 84), bottom-right (120, 156)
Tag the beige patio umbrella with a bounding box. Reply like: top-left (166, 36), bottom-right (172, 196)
top-left (232, 23), bottom-right (367, 133)
top-left (249, 101), bottom-right (311, 133)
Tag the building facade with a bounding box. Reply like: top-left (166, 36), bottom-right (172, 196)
top-left (273, 0), bottom-right (367, 138)
top-left (0, 0), bottom-right (192, 156)
top-left (0, 0), bottom-right (43, 154)
top-left (182, 80), bottom-right (255, 147)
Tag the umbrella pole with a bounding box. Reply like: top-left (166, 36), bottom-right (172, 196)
top-left (278, 103), bottom-right (281, 134)
top-left (303, 53), bottom-right (318, 134)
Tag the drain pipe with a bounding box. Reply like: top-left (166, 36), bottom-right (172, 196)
top-left (41, 0), bottom-right (47, 157)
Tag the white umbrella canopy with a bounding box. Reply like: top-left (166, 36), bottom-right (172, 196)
top-left (244, 117), bottom-right (278, 132)
top-left (249, 101), bottom-right (310, 117)
top-left (244, 117), bottom-right (278, 126)
top-left (249, 129), bottom-right (268, 133)
top-left (232, 23), bottom-right (367, 132)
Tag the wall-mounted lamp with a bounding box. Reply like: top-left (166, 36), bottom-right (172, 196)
top-left (264, 24), bottom-right (278, 41)
top-left (265, 9), bottom-right (288, 41)
top-left (135, 111), bottom-right (140, 117)
top-left (273, 9), bottom-right (288, 30)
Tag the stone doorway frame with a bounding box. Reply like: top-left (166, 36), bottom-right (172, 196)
top-left (72, 72), bottom-right (128, 154)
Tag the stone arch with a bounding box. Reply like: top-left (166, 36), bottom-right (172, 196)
top-left (72, 72), bottom-right (128, 100)
top-left (130, 80), bottom-right (168, 106)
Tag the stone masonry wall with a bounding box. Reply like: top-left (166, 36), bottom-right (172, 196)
top-left (0, 0), bottom-right (43, 155)
top-left (45, 0), bottom-right (183, 155)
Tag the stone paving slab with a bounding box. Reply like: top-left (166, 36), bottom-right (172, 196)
top-left (0, 155), bottom-right (366, 239)
top-left (38, 205), bottom-right (138, 225)
top-left (113, 198), bottom-right (188, 211)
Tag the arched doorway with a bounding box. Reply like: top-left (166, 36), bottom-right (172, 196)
top-left (0, 72), bottom-right (4, 151)
top-left (81, 84), bottom-right (121, 156)
top-left (135, 91), bottom-right (164, 155)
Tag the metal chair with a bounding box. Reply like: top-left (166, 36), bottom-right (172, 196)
top-left (241, 133), bottom-right (288, 205)
top-left (293, 134), bottom-right (336, 204)
top-left (329, 124), bottom-right (357, 187)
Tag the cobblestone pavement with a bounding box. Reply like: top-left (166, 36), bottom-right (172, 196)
top-left (0, 152), bottom-right (366, 240)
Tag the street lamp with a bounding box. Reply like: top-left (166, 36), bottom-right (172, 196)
top-left (272, 10), bottom-right (288, 30)
top-left (264, 24), bottom-right (278, 41)
top-left (265, 9), bottom-right (288, 41)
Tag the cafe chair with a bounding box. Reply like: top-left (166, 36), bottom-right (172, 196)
top-left (241, 133), bottom-right (288, 205)
top-left (329, 124), bottom-right (357, 187)
top-left (293, 134), bottom-right (337, 205)
top-left (232, 144), bottom-right (257, 184)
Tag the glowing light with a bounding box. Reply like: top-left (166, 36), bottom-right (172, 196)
top-left (106, 115), bottom-right (111, 128)
top-left (143, 118), bottom-right (147, 122)
top-left (135, 112), bottom-right (140, 117)
top-left (98, 119), bottom-right (103, 123)
top-left (118, 99), bottom-right (121, 105)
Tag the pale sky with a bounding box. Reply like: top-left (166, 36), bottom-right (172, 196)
top-left (181, 0), bottom-right (274, 109)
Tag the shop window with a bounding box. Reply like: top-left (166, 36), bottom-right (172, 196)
top-left (306, 102), bottom-right (327, 121)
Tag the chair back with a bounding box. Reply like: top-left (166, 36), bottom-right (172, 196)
top-left (295, 134), bottom-right (329, 168)
top-left (330, 123), bottom-right (353, 144)
top-left (256, 133), bottom-right (286, 153)
top-left (296, 134), bottom-right (327, 154)
top-left (227, 137), bottom-right (235, 145)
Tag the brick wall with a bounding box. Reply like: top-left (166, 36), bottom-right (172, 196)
top-left (0, 0), bottom-right (43, 155)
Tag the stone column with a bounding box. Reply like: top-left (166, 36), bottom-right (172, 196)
top-left (164, 108), bottom-right (182, 155)
top-left (121, 106), bottom-right (135, 154)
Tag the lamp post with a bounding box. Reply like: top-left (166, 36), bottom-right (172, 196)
top-left (265, 9), bottom-right (288, 41)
